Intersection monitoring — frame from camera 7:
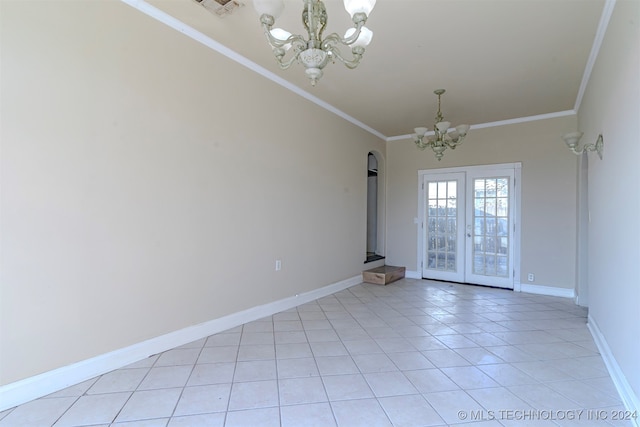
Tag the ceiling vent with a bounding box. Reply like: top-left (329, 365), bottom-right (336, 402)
top-left (194, 0), bottom-right (244, 17)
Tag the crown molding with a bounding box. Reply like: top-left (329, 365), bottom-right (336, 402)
top-left (121, 0), bottom-right (613, 144)
top-left (120, 0), bottom-right (386, 141)
top-left (574, 0), bottom-right (617, 112)
top-left (387, 110), bottom-right (577, 142)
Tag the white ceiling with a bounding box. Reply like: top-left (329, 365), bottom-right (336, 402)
top-left (135, 0), bottom-right (607, 139)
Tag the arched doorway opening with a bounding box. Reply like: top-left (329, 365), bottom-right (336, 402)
top-left (366, 151), bottom-right (385, 263)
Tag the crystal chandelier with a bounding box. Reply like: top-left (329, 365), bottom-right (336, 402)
top-left (252, 0), bottom-right (376, 86)
top-left (413, 89), bottom-right (470, 161)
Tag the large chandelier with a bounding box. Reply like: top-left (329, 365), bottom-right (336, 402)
top-left (252, 0), bottom-right (376, 86)
top-left (413, 89), bottom-right (470, 161)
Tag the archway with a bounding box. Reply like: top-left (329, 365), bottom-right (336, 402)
top-left (366, 151), bottom-right (385, 263)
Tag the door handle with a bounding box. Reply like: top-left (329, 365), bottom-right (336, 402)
top-left (467, 233), bottom-right (471, 237)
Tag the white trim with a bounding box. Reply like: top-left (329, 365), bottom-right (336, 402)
top-left (405, 270), bottom-right (421, 279)
top-left (470, 110), bottom-right (577, 131)
top-left (387, 110), bottom-right (576, 142)
top-left (120, 0), bottom-right (609, 143)
top-left (574, 0), bottom-right (617, 112)
top-left (119, 0), bottom-right (386, 141)
top-left (588, 315), bottom-right (640, 427)
top-left (513, 277), bottom-right (521, 292)
top-left (513, 165), bottom-right (522, 292)
top-left (121, 0), bottom-right (613, 143)
top-left (0, 275), bottom-right (362, 412)
top-left (519, 283), bottom-right (575, 299)
top-left (418, 162), bottom-right (522, 176)
top-left (386, 134), bottom-right (411, 142)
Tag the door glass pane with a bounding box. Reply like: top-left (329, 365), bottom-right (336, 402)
top-left (474, 180), bottom-right (485, 197)
top-left (447, 218), bottom-right (456, 234)
top-left (426, 179), bottom-right (458, 273)
top-left (485, 198), bottom-right (496, 216)
top-left (428, 252), bottom-right (436, 268)
top-left (486, 179), bottom-right (497, 197)
top-left (472, 177), bottom-right (510, 277)
top-left (497, 256), bottom-right (508, 276)
top-left (474, 254), bottom-right (485, 274)
top-left (497, 178), bottom-right (509, 197)
top-left (474, 217), bottom-right (484, 235)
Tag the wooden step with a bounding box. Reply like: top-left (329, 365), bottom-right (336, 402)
top-left (362, 265), bottom-right (406, 285)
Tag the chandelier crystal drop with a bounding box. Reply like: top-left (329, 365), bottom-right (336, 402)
top-left (252, 0), bottom-right (376, 86)
top-left (413, 89), bottom-right (470, 161)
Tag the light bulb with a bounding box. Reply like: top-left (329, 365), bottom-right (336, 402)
top-left (344, 26), bottom-right (373, 47)
top-left (253, 0), bottom-right (284, 18)
top-left (414, 127), bottom-right (428, 137)
top-left (456, 124), bottom-right (470, 136)
top-left (270, 28), bottom-right (292, 50)
top-left (436, 121), bottom-right (450, 133)
top-left (343, 0), bottom-right (376, 17)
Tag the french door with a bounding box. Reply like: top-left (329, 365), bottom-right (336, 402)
top-left (419, 164), bottom-right (520, 289)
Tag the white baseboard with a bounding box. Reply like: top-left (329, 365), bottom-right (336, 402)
top-left (519, 283), bottom-right (575, 299)
top-left (0, 274), bottom-right (362, 412)
top-left (405, 270), bottom-right (421, 279)
top-left (588, 314), bottom-right (640, 427)
top-left (403, 275), bottom-right (573, 298)
top-left (513, 278), bottom-right (521, 292)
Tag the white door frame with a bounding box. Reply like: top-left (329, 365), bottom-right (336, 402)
top-left (417, 163), bottom-right (522, 291)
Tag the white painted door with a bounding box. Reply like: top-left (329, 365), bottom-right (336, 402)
top-left (464, 170), bottom-right (515, 288)
top-left (420, 165), bottom-right (518, 289)
top-left (421, 172), bottom-right (466, 283)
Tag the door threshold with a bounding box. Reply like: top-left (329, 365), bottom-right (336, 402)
top-left (421, 278), bottom-right (514, 291)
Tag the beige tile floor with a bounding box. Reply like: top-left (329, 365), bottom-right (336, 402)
top-left (0, 279), bottom-right (633, 427)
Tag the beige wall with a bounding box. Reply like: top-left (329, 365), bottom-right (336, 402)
top-left (386, 116), bottom-right (579, 289)
top-left (0, 0), bottom-right (384, 385)
top-left (578, 0), bottom-right (640, 403)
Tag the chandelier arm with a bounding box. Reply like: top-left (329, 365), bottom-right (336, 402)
top-left (562, 133), bottom-right (603, 159)
top-left (443, 140), bottom-right (459, 150)
top-left (323, 20), bottom-right (365, 48)
top-left (443, 134), bottom-right (464, 148)
top-left (321, 33), bottom-right (341, 50)
top-left (325, 46), bottom-right (364, 69)
top-left (265, 40), bottom-right (306, 70)
top-left (414, 136), bottom-right (428, 150)
top-left (272, 34), bottom-right (307, 51)
top-left (273, 51), bottom-right (300, 70)
top-left (260, 20), bottom-right (307, 50)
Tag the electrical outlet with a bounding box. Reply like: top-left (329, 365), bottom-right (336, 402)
top-left (275, 260), bottom-right (282, 271)
top-left (527, 273), bottom-right (535, 282)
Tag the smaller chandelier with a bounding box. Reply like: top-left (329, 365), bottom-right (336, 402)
top-left (413, 89), bottom-right (470, 161)
top-left (252, 0), bottom-right (376, 86)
